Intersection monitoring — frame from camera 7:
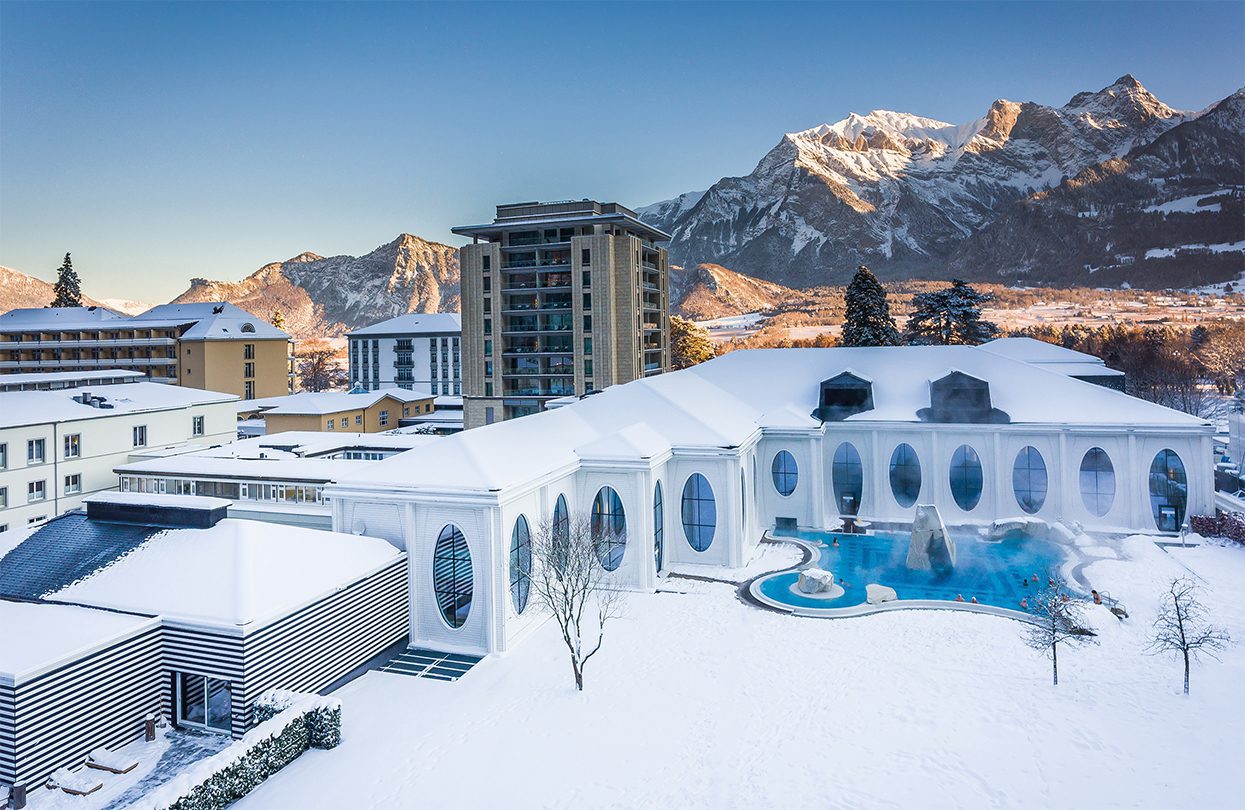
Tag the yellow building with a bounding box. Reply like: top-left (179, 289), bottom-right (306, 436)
top-left (0, 303), bottom-right (293, 400)
top-left (240, 389), bottom-right (435, 434)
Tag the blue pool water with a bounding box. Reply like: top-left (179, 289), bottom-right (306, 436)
top-left (757, 528), bottom-right (1068, 612)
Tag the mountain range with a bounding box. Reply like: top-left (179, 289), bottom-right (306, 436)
top-left (641, 76), bottom-right (1244, 289)
top-left (170, 234), bottom-right (460, 337)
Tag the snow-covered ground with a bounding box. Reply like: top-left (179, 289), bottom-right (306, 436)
top-left (236, 535), bottom-right (1243, 809)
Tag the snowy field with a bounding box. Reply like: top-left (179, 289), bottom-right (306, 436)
top-left (237, 535), bottom-right (1243, 809)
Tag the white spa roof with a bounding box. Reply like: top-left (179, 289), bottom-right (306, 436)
top-left (54, 518), bottom-right (401, 630)
top-left (334, 346), bottom-right (1209, 494)
top-left (348, 312), bottom-right (462, 337)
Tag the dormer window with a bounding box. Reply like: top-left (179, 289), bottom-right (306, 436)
top-left (919, 371), bottom-right (1010, 424)
top-left (814, 372), bottom-right (874, 421)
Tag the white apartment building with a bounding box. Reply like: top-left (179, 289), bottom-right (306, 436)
top-left (347, 313), bottom-right (462, 396)
top-left (0, 382), bottom-right (237, 532)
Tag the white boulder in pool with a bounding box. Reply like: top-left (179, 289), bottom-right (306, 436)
top-left (989, 517), bottom-right (1048, 539)
top-left (796, 568), bottom-right (837, 594)
top-left (866, 583), bottom-right (898, 604)
top-left (907, 504), bottom-right (956, 572)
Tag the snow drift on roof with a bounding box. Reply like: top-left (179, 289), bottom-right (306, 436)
top-left (54, 519), bottom-right (401, 629)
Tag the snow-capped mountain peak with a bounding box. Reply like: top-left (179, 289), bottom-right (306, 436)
top-left (637, 76), bottom-right (1240, 290)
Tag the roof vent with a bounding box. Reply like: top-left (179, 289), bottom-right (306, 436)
top-left (85, 493), bottom-right (230, 529)
top-left (212, 305), bottom-right (225, 314)
top-left (813, 372), bottom-right (874, 421)
top-left (918, 371), bottom-right (1010, 424)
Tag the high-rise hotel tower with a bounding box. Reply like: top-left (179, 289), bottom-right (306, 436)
top-left (454, 200), bottom-right (671, 428)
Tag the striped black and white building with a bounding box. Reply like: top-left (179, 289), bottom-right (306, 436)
top-left (0, 493), bottom-right (409, 791)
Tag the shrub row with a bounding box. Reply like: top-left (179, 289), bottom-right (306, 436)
top-left (1190, 512), bottom-right (1245, 544)
top-left (134, 691), bottom-right (342, 810)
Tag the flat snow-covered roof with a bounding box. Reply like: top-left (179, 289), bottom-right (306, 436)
top-left (0, 369), bottom-right (145, 386)
top-left (0, 599), bottom-right (157, 683)
top-left (348, 312), bottom-right (462, 337)
top-left (333, 345), bottom-right (1208, 494)
top-left (0, 382), bottom-right (238, 429)
top-left (54, 518), bottom-right (402, 630)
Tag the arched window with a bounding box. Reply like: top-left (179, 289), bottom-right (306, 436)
top-left (832, 443), bottom-right (863, 515)
top-left (1079, 447), bottom-right (1115, 517)
top-left (771, 450), bottom-right (798, 497)
top-left (949, 444), bottom-right (983, 511)
top-left (433, 524), bottom-right (472, 629)
top-left (888, 443), bottom-right (921, 508)
top-left (653, 481), bottom-right (664, 572)
top-left (1012, 446), bottom-right (1048, 514)
top-left (591, 486), bottom-right (627, 571)
top-left (681, 473), bottom-right (716, 552)
top-left (509, 516), bottom-right (531, 614)
top-left (1149, 449), bottom-right (1187, 531)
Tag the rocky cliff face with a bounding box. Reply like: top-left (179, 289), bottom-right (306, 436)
top-left (641, 76), bottom-right (1242, 289)
top-left (171, 233), bottom-right (460, 337)
top-left (672, 262), bottom-right (794, 319)
top-left (0, 266), bottom-right (106, 310)
top-left (948, 90), bottom-right (1245, 287)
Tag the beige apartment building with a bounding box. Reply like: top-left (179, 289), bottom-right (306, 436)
top-left (239, 389), bottom-right (435, 434)
top-left (0, 303), bottom-right (293, 400)
top-left (453, 199), bottom-right (671, 428)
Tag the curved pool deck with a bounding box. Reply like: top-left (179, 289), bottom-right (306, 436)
top-left (744, 528), bottom-right (1092, 622)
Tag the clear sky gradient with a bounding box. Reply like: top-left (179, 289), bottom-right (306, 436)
top-left (2, 1), bottom-right (1242, 301)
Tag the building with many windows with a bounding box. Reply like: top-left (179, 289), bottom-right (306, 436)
top-left (453, 200), bottom-right (671, 428)
top-left (325, 344), bottom-right (1212, 656)
top-left (115, 430), bottom-right (439, 529)
top-left (237, 389), bottom-right (436, 435)
top-left (347, 313), bottom-right (462, 395)
top-left (0, 382), bottom-right (238, 532)
top-left (0, 302), bottom-right (294, 400)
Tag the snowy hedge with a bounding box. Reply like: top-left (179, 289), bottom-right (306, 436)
top-left (1190, 512), bottom-right (1245, 544)
top-left (132, 691), bottom-right (342, 810)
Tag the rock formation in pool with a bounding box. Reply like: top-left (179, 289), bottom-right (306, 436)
top-left (797, 568), bottom-right (837, 594)
top-left (907, 505), bottom-right (957, 573)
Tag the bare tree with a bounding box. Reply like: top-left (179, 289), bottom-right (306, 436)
top-left (528, 512), bottom-right (625, 691)
top-left (1022, 575), bottom-right (1098, 686)
top-left (296, 340), bottom-right (346, 392)
top-left (1146, 577), bottom-right (1231, 695)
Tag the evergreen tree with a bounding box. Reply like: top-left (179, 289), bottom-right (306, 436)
top-left (904, 279), bottom-right (1000, 345)
top-left (50, 253), bottom-right (83, 308)
top-left (841, 265), bottom-right (901, 347)
top-left (270, 310), bottom-right (287, 332)
top-left (670, 315), bottom-right (715, 369)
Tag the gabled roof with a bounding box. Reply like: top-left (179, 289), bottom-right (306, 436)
top-left (134, 302), bottom-right (289, 340)
top-left (243, 389), bottom-right (431, 416)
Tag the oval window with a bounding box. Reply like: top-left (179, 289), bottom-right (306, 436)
top-left (681, 473), bottom-right (716, 552)
top-left (433, 524), bottom-right (472, 629)
top-left (1012, 446), bottom-right (1048, 515)
top-left (1079, 447), bottom-right (1115, 517)
top-left (654, 481), bottom-right (664, 572)
top-left (509, 515), bottom-right (531, 614)
top-left (949, 445), bottom-right (983, 511)
top-left (592, 486), bottom-right (627, 571)
top-left (832, 443), bottom-right (863, 515)
top-left (1149, 449), bottom-right (1186, 531)
top-left (771, 450), bottom-right (798, 497)
top-left (888, 443), bottom-right (921, 508)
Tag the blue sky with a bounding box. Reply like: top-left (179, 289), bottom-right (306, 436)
top-left (2, 1), bottom-right (1242, 301)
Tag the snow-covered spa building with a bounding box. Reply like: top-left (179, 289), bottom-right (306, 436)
top-left (326, 343), bottom-right (1213, 655)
